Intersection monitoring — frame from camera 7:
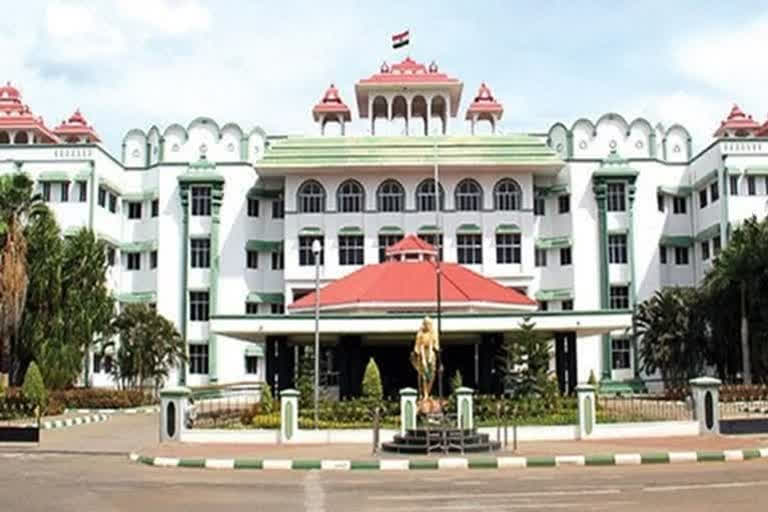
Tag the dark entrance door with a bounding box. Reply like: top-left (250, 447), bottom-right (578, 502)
top-left (555, 332), bottom-right (577, 395)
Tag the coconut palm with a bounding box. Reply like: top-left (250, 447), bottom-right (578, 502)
top-left (105, 304), bottom-right (186, 393)
top-left (0, 174), bottom-right (46, 386)
top-left (634, 287), bottom-right (707, 385)
top-left (703, 216), bottom-right (768, 384)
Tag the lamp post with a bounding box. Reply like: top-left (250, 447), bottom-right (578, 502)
top-left (311, 238), bottom-right (322, 429)
top-left (432, 132), bottom-right (444, 403)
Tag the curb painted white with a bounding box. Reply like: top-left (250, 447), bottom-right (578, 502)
top-left (379, 459), bottom-right (409, 471)
top-left (614, 453), bottom-right (642, 465)
top-left (669, 451), bottom-right (698, 464)
top-left (205, 458), bottom-right (235, 469)
top-left (153, 457), bottom-right (180, 467)
top-left (496, 456), bottom-right (527, 468)
top-left (262, 459), bottom-right (292, 470)
top-left (438, 457), bottom-right (469, 470)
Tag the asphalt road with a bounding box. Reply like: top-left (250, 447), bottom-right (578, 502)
top-left (1, 451), bottom-right (767, 511)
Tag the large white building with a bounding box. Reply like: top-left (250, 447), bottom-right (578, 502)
top-left (2, 58), bottom-right (768, 396)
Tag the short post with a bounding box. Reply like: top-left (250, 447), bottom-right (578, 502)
top-left (280, 389), bottom-right (300, 444)
top-left (576, 384), bottom-right (596, 440)
top-left (689, 377), bottom-right (721, 435)
top-left (399, 387), bottom-right (418, 436)
top-left (159, 386), bottom-right (190, 442)
top-left (456, 387), bottom-right (474, 429)
top-left (372, 406), bottom-right (380, 454)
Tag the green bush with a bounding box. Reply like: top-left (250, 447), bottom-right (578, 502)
top-left (50, 388), bottom-right (155, 410)
top-left (0, 388), bottom-right (37, 420)
top-left (22, 362), bottom-right (48, 422)
top-left (260, 383), bottom-right (274, 414)
top-left (361, 358), bottom-right (383, 403)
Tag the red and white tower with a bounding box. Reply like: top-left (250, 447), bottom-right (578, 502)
top-left (312, 84), bottom-right (351, 136)
top-left (54, 109), bottom-right (101, 143)
top-left (465, 83), bottom-right (503, 135)
top-left (0, 82), bottom-right (59, 144)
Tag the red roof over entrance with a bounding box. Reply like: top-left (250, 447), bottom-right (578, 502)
top-left (289, 235), bottom-right (535, 312)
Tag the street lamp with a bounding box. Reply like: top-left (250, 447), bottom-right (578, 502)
top-left (311, 238), bottom-right (322, 429)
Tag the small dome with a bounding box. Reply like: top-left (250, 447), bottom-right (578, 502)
top-left (0, 81), bottom-right (20, 100)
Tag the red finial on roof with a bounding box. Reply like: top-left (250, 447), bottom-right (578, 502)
top-left (312, 83), bottom-right (351, 122)
top-left (714, 104), bottom-right (761, 137)
top-left (466, 82), bottom-right (503, 121)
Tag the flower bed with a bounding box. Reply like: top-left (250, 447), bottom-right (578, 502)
top-left (1, 387), bottom-right (156, 418)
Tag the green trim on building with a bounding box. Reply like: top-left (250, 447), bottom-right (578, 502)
top-left (495, 223), bottom-right (521, 234)
top-left (657, 185), bottom-right (692, 197)
top-left (535, 235), bottom-right (572, 249)
top-left (122, 189), bottom-right (159, 201)
top-left (692, 169), bottom-right (717, 190)
top-left (244, 346), bottom-right (264, 357)
top-left (258, 135), bottom-right (563, 170)
top-left (659, 235), bottom-right (694, 247)
top-left (695, 224), bottom-right (721, 242)
top-left (456, 223), bottom-right (481, 234)
top-left (117, 292), bottom-right (157, 304)
top-left (338, 226), bottom-right (363, 235)
top-left (96, 232), bottom-right (121, 247)
top-left (208, 183), bottom-right (225, 383)
top-left (98, 176), bottom-right (123, 195)
top-left (214, 309), bottom-right (630, 321)
top-left (378, 225), bottom-right (404, 234)
top-left (417, 225), bottom-right (441, 234)
top-left (534, 184), bottom-right (570, 197)
top-left (121, 240), bottom-right (158, 252)
top-left (37, 171), bottom-right (71, 181)
top-left (247, 186), bottom-right (283, 199)
top-left (534, 288), bottom-right (573, 301)
top-left (246, 292), bottom-right (285, 304)
top-left (298, 226), bottom-right (323, 235)
top-left (246, 240), bottom-right (283, 252)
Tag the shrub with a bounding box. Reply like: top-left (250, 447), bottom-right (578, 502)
top-left (361, 358), bottom-right (383, 403)
top-left (22, 362), bottom-right (48, 422)
top-left (260, 383), bottom-right (274, 414)
top-left (49, 388), bottom-right (155, 410)
top-left (587, 370), bottom-right (597, 386)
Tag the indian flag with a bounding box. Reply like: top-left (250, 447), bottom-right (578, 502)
top-left (392, 30), bottom-right (409, 49)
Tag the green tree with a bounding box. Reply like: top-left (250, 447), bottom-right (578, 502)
top-left (105, 304), bottom-right (186, 393)
top-left (634, 287), bottom-right (707, 385)
top-left (703, 216), bottom-right (768, 383)
top-left (22, 361), bottom-right (47, 424)
top-left (0, 174), bottom-right (46, 387)
top-left (16, 225), bottom-right (114, 389)
top-left (450, 369), bottom-right (463, 395)
top-left (260, 381), bottom-right (274, 414)
top-left (361, 357), bottom-right (383, 403)
top-left (296, 346), bottom-right (314, 409)
top-left (497, 318), bottom-right (553, 399)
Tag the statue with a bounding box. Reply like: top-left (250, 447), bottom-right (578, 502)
top-left (411, 316), bottom-right (441, 414)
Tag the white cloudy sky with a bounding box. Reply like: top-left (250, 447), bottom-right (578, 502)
top-left (2, 0), bottom-right (768, 154)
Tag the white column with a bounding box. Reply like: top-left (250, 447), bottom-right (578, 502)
top-left (399, 387), bottom-right (418, 436)
top-left (280, 388), bottom-right (300, 443)
top-left (426, 97), bottom-right (432, 136)
top-left (576, 384), bottom-right (596, 439)
top-left (689, 377), bottom-right (721, 435)
top-left (456, 387), bottom-right (474, 429)
top-left (159, 386), bottom-right (190, 442)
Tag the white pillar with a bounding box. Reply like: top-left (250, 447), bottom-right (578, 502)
top-left (456, 387), bottom-right (474, 429)
top-left (426, 98), bottom-right (432, 136)
top-left (576, 384), bottom-right (596, 439)
top-left (280, 388), bottom-right (300, 443)
top-left (399, 387), bottom-right (418, 436)
top-left (159, 386), bottom-right (190, 442)
top-left (689, 377), bottom-right (721, 435)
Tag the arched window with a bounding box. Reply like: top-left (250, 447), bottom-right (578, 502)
top-left (494, 178), bottom-right (522, 211)
top-left (13, 132), bottom-right (28, 144)
top-left (416, 179), bottom-right (445, 212)
top-left (337, 179), bottom-right (364, 213)
top-left (455, 179), bottom-right (483, 211)
top-left (0, 131), bottom-right (9, 144)
top-left (376, 179), bottom-right (405, 212)
top-left (297, 180), bottom-right (326, 213)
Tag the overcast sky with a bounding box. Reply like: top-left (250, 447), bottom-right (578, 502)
top-left (3, 0), bottom-right (768, 155)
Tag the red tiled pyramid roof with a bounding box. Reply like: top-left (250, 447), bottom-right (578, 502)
top-left (714, 104), bottom-right (761, 137)
top-left (288, 260), bottom-right (536, 311)
top-left (385, 234), bottom-right (437, 256)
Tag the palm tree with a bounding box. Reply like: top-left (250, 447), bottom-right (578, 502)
top-left (0, 174), bottom-right (45, 387)
top-left (704, 216), bottom-right (768, 384)
top-left (634, 287), bottom-right (707, 386)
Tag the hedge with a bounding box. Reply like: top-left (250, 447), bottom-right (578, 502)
top-left (0, 388), bottom-right (156, 419)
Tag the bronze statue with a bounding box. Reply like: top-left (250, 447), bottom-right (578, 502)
top-left (411, 316), bottom-right (441, 414)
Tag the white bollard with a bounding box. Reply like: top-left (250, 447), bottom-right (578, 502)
top-left (576, 384), bottom-right (596, 439)
top-left (399, 387), bottom-right (418, 436)
top-left (159, 387), bottom-right (190, 442)
top-left (456, 387), bottom-right (474, 429)
top-left (280, 389), bottom-right (300, 444)
top-left (689, 377), bottom-right (721, 435)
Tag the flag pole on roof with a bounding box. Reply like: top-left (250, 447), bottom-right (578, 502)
top-left (392, 30), bottom-right (409, 49)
